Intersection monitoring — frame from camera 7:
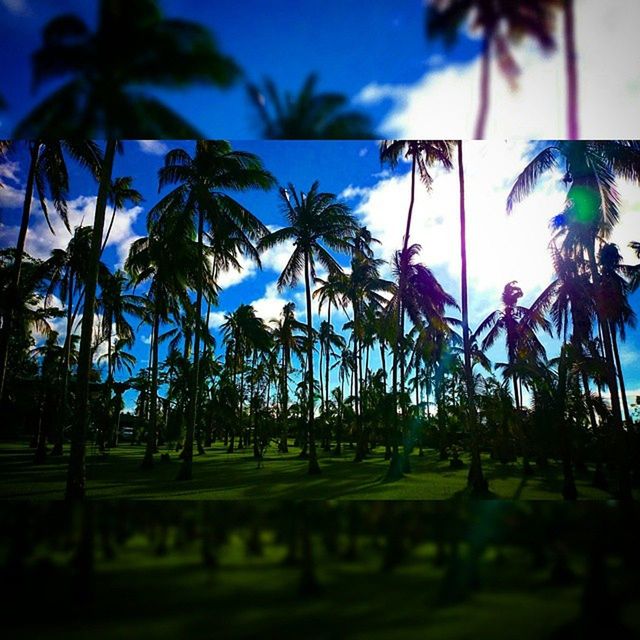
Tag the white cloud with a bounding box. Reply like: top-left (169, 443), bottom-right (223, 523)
top-left (214, 252), bottom-right (258, 289)
top-left (0, 159), bottom-right (20, 185)
top-left (358, 0), bottom-right (640, 138)
top-left (0, 193), bottom-right (143, 266)
top-left (250, 281), bottom-right (291, 323)
top-left (137, 140), bottom-right (169, 156)
top-left (347, 141), bottom-right (569, 327)
top-left (339, 185), bottom-right (371, 200)
top-left (260, 225), bottom-right (296, 274)
top-left (207, 311), bottom-right (227, 329)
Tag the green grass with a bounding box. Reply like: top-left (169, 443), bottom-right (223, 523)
top-left (7, 534), bottom-right (640, 640)
top-left (0, 440), bottom-right (618, 500)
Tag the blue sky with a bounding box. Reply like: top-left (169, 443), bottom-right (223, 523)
top-left (0, 0), bottom-right (476, 138)
top-left (3, 0), bottom-right (640, 138)
top-left (1, 140), bottom-right (639, 413)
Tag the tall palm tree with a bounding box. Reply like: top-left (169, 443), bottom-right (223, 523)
top-left (271, 302), bottom-right (306, 453)
top-left (456, 140), bottom-right (489, 492)
top-left (14, 0), bottom-right (239, 137)
top-left (259, 182), bottom-right (358, 474)
top-left (426, 0), bottom-right (555, 137)
top-left (0, 140), bottom-right (101, 406)
top-left (386, 243), bottom-right (457, 476)
top-left (125, 208), bottom-right (199, 471)
top-left (475, 281), bottom-right (553, 408)
top-left (44, 225), bottom-right (96, 456)
top-left (598, 243), bottom-right (637, 425)
top-left (151, 140), bottom-right (274, 481)
top-left (507, 140), bottom-right (640, 497)
top-left (247, 73), bottom-right (374, 139)
top-left (379, 140), bottom-right (455, 253)
top-left (66, 140), bottom-right (117, 501)
top-left (96, 269), bottom-right (145, 385)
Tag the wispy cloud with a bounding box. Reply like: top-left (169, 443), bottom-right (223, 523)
top-left (137, 140), bottom-right (169, 156)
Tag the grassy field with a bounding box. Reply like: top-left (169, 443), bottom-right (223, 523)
top-left (0, 440), bottom-right (618, 500)
top-left (6, 531), bottom-right (640, 640)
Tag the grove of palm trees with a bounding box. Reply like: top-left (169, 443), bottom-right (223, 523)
top-left (1, 139), bottom-right (639, 501)
top-left (3, 1), bottom-right (640, 637)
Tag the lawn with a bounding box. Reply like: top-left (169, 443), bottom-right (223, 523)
top-left (5, 531), bottom-right (640, 640)
top-left (0, 440), bottom-right (617, 500)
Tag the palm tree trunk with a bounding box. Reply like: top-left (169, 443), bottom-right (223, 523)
top-left (178, 209), bottom-right (205, 480)
top-left (0, 142), bottom-right (38, 406)
top-left (65, 140), bottom-right (116, 501)
top-left (563, 0), bottom-right (579, 139)
top-left (325, 305), bottom-right (331, 417)
top-left (304, 251), bottom-right (320, 474)
top-left (458, 141), bottom-right (488, 494)
top-left (52, 271), bottom-right (75, 456)
top-left (586, 244), bottom-right (630, 498)
top-left (610, 324), bottom-right (632, 425)
top-left (474, 33), bottom-right (492, 138)
top-left (141, 309), bottom-right (160, 470)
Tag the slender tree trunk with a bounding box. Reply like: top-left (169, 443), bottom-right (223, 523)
top-left (304, 251), bottom-right (320, 474)
top-left (474, 34), bottom-right (492, 139)
top-left (587, 244), bottom-right (630, 498)
top-left (325, 306), bottom-right (331, 417)
top-left (458, 142), bottom-right (488, 494)
top-left (0, 142), bottom-right (38, 406)
top-left (564, 0), bottom-right (579, 139)
top-left (52, 271), bottom-right (75, 456)
top-left (65, 140), bottom-right (116, 501)
top-left (178, 209), bottom-right (205, 480)
top-left (610, 325), bottom-right (632, 425)
top-left (141, 309), bottom-right (160, 469)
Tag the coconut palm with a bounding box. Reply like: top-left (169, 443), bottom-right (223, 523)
top-left (247, 73), bottom-right (374, 139)
top-left (101, 177), bottom-right (144, 254)
top-left (65, 140), bottom-right (117, 500)
top-left (14, 0), bottom-right (239, 137)
top-left (151, 140), bottom-right (274, 480)
top-left (475, 281), bottom-right (553, 408)
top-left (271, 302), bottom-right (307, 453)
top-left (379, 140), bottom-right (455, 252)
top-left (386, 243), bottom-right (458, 476)
top-left (125, 208), bottom-right (200, 471)
top-left (598, 243), bottom-right (637, 425)
top-left (426, 0), bottom-right (556, 137)
top-left (43, 225), bottom-right (96, 455)
top-left (259, 182), bottom-right (358, 474)
top-left (507, 140), bottom-right (640, 496)
top-left (0, 140), bottom-right (101, 406)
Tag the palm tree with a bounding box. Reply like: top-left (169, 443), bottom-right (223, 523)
top-left (247, 73), bottom-right (374, 139)
top-left (386, 243), bottom-right (458, 476)
top-left (44, 225), bottom-right (96, 456)
top-left (379, 140), bottom-right (455, 253)
top-left (151, 140), bottom-right (274, 481)
top-left (66, 140), bottom-right (117, 500)
top-left (426, 0), bottom-right (555, 137)
top-left (476, 281), bottom-right (553, 408)
top-left (561, 0), bottom-right (579, 138)
top-left (125, 209), bottom-right (199, 471)
top-left (96, 269), bottom-right (146, 450)
top-left (101, 177), bottom-right (144, 254)
top-left (259, 182), bottom-right (358, 474)
top-left (0, 140), bottom-right (101, 406)
top-left (507, 140), bottom-right (640, 497)
top-left (271, 302), bottom-right (306, 453)
top-left (598, 243), bottom-right (637, 425)
top-left (14, 0), bottom-right (239, 137)
top-left (317, 320), bottom-right (346, 416)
